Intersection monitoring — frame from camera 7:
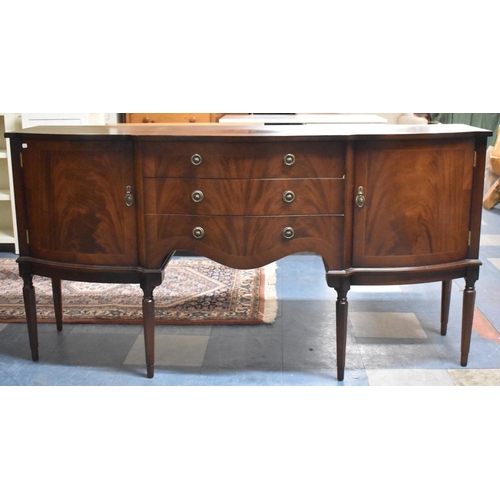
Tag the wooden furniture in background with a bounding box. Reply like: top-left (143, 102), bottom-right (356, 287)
top-left (5, 124), bottom-right (491, 380)
top-left (125, 113), bottom-right (225, 124)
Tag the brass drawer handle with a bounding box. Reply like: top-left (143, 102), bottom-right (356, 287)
top-left (355, 186), bottom-right (365, 208)
top-left (191, 154), bottom-right (203, 166)
top-left (283, 154), bottom-right (295, 166)
top-left (282, 227), bottom-right (295, 239)
top-left (125, 185), bottom-right (134, 207)
top-left (283, 190), bottom-right (295, 203)
top-left (191, 190), bottom-right (204, 203)
top-left (192, 227), bottom-right (205, 239)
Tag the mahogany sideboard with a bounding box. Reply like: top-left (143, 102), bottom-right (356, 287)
top-left (5, 123), bottom-right (491, 380)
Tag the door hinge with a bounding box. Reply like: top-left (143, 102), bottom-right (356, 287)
top-left (20, 143), bottom-right (27, 167)
top-left (473, 151), bottom-right (477, 168)
top-left (26, 230), bottom-right (29, 245)
top-left (468, 231), bottom-right (471, 246)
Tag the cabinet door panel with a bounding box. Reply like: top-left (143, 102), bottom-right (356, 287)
top-left (22, 139), bottom-right (138, 266)
top-left (353, 139), bottom-right (475, 268)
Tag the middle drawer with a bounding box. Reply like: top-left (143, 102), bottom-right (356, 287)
top-left (144, 178), bottom-right (344, 216)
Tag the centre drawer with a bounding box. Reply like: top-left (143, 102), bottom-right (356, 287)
top-left (144, 178), bottom-right (344, 216)
top-left (140, 140), bottom-right (346, 179)
top-left (144, 214), bottom-right (344, 270)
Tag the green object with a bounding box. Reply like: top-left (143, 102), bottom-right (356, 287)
top-left (428, 113), bottom-right (500, 147)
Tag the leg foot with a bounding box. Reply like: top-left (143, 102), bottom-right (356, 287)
top-left (22, 273), bottom-right (39, 362)
top-left (461, 353), bottom-right (469, 367)
top-left (334, 279), bottom-right (350, 382)
top-left (143, 297), bottom-right (155, 378)
top-left (440, 280), bottom-right (452, 336)
top-left (141, 279), bottom-right (156, 379)
top-left (51, 278), bottom-right (63, 332)
top-left (460, 271), bottom-right (478, 367)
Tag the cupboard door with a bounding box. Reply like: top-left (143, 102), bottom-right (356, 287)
top-left (352, 139), bottom-right (475, 268)
top-left (21, 139), bottom-right (138, 266)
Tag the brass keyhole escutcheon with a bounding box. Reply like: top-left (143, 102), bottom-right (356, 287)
top-left (283, 190), bottom-right (295, 203)
top-left (191, 154), bottom-right (203, 166)
top-left (125, 185), bottom-right (134, 207)
top-left (191, 190), bottom-right (204, 203)
top-left (355, 186), bottom-right (365, 208)
top-left (282, 227), bottom-right (295, 239)
top-left (283, 154), bottom-right (295, 166)
top-left (192, 227), bottom-right (205, 239)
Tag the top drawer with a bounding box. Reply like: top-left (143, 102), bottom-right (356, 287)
top-left (140, 140), bottom-right (345, 179)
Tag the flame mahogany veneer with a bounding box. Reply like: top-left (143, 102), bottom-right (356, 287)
top-left (6, 124), bottom-right (491, 380)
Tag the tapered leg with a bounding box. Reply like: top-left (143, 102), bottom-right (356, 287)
top-left (22, 275), bottom-right (39, 362)
top-left (141, 280), bottom-right (156, 378)
top-left (51, 278), bottom-right (63, 332)
top-left (440, 280), bottom-right (452, 336)
top-left (460, 274), bottom-right (477, 367)
top-left (334, 279), bottom-right (350, 382)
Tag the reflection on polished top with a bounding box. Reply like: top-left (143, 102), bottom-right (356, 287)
top-left (11, 123), bottom-right (489, 138)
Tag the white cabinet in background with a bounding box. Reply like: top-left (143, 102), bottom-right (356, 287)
top-left (0, 113), bottom-right (21, 253)
top-left (21, 113), bottom-right (105, 128)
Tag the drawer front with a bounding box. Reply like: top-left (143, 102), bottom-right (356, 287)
top-left (144, 178), bottom-right (344, 216)
top-left (144, 215), bottom-right (344, 270)
top-left (140, 140), bottom-right (345, 179)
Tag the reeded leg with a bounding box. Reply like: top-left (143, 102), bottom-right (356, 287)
top-left (440, 280), bottom-right (452, 336)
top-left (22, 275), bottom-right (39, 362)
top-left (51, 278), bottom-right (63, 332)
top-left (334, 279), bottom-right (350, 382)
top-left (460, 275), bottom-right (477, 367)
top-left (141, 280), bottom-right (156, 378)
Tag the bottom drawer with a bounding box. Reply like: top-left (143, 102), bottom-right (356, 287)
top-left (144, 215), bottom-right (344, 270)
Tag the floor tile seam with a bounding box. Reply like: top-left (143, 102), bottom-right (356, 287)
top-left (0, 366), bottom-right (23, 384)
top-left (365, 368), bottom-right (458, 386)
top-left (197, 367), bottom-right (285, 386)
top-left (2, 356), bottom-right (32, 375)
top-left (356, 339), bottom-right (452, 370)
top-left (348, 316), bottom-right (368, 377)
top-left (153, 325), bottom-right (214, 336)
top-left (266, 295), bottom-right (285, 376)
top-left (280, 301), bottom-right (285, 381)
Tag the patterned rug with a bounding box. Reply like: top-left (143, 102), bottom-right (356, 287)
top-left (0, 257), bottom-right (277, 325)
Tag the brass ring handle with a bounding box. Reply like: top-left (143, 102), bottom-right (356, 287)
top-left (191, 154), bottom-right (203, 166)
top-left (283, 190), bottom-right (295, 203)
top-left (125, 185), bottom-right (134, 207)
top-left (192, 227), bottom-right (205, 239)
top-left (282, 227), bottom-right (295, 239)
top-left (355, 186), bottom-right (365, 208)
top-left (283, 154), bottom-right (295, 166)
top-left (191, 190), bottom-right (204, 203)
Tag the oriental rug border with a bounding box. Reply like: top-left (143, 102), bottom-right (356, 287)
top-left (0, 257), bottom-right (277, 325)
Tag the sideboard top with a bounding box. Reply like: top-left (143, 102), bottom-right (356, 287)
top-left (5, 123), bottom-right (492, 142)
